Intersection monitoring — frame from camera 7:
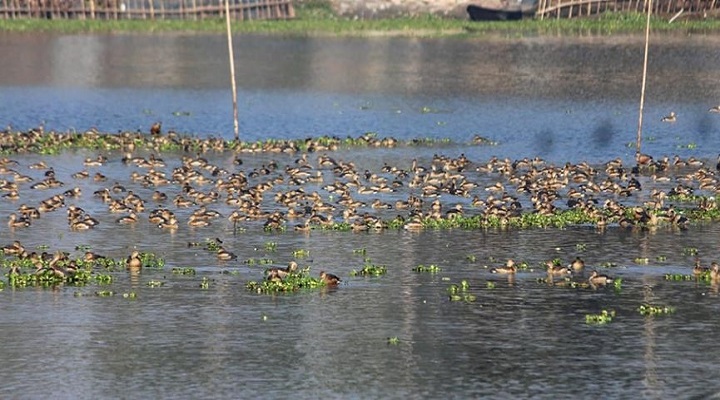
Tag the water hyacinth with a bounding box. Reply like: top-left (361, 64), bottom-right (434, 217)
top-left (585, 309), bottom-right (615, 325)
top-left (246, 269), bottom-right (324, 294)
top-left (351, 261), bottom-right (388, 277)
top-left (412, 264), bottom-right (441, 273)
top-left (638, 304), bottom-right (675, 316)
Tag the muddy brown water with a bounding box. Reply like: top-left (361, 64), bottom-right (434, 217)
top-left (1, 33), bottom-right (720, 398)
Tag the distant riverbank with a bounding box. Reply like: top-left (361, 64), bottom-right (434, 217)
top-left (1, 2), bottom-right (720, 37)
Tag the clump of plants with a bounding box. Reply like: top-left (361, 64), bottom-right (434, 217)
top-left (638, 304), bottom-right (675, 316)
top-left (350, 260), bottom-right (387, 276)
top-left (246, 272), bottom-right (323, 293)
top-left (447, 280), bottom-right (476, 302)
top-left (585, 309), bottom-right (615, 325)
top-left (412, 264), bottom-right (441, 273)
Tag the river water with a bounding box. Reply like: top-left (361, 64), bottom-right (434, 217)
top-left (1, 32), bottom-right (720, 399)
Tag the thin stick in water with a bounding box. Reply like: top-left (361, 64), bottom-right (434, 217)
top-left (225, 0), bottom-right (239, 141)
top-left (636, 0), bottom-right (652, 162)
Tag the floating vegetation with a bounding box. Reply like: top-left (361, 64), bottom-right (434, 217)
top-left (292, 249), bottom-right (310, 258)
top-left (599, 262), bottom-right (618, 268)
top-left (172, 267), bottom-right (197, 275)
top-left (122, 292), bottom-right (138, 299)
top-left (412, 264), bottom-right (441, 273)
top-left (466, 255), bottom-right (477, 262)
top-left (95, 290), bottom-right (114, 297)
top-left (387, 336), bottom-right (400, 345)
top-left (246, 269), bottom-right (324, 294)
top-left (264, 242), bottom-right (277, 252)
top-left (447, 280), bottom-right (476, 302)
top-left (634, 258), bottom-right (649, 265)
top-left (352, 248), bottom-right (367, 255)
top-left (138, 252), bottom-right (165, 269)
top-left (575, 243), bottom-right (587, 251)
top-left (243, 258), bottom-right (274, 265)
top-left (351, 261), bottom-right (387, 277)
top-left (486, 281), bottom-right (496, 289)
top-left (682, 247), bottom-right (699, 256)
top-left (638, 304), bottom-right (675, 316)
top-left (146, 280), bottom-right (164, 287)
top-left (199, 277), bottom-right (211, 289)
top-left (664, 274), bottom-right (696, 281)
top-left (585, 309), bottom-right (615, 325)
top-left (656, 255), bottom-right (667, 262)
top-left (613, 278), bottom-right (623, 290)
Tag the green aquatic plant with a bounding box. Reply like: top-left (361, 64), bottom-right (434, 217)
top-left (292, 249), bottom-right (310, 258)
top-left (264, 241), bottom-right (277, 252)
top-left (682, 247), bottom-right (699, 256)
top-left (447, 280), bottom-right (476, 302)
top-left (351, 261), bottom-right (387, 276)
top-left (412, 264), bottom-right (441, 273)
top-left (638, 304), bottom-right (675, 316)
top-left (200, 277), bottom-right (211, 289)
top-left (466, 255), bottom-right (477, 262)
top-left (172, 267), bottom-right (197, 275)
top-left (585, 309), bottom-right (615, 325)
top-left (486, 281), bottom-right (496, 289)
top-left (246, 270), bottom-right (324, 294)
top-left (387, 337), bottom-right (400, 345)
top-left (243, 258), bottom-right (274, 265)
top-left (634, 258), bottom-right (649, 265)
top-left (146, 280), bottom-right (164, 287)
top-left (122, 292), bottom-right (137, 299)
top-left (139, 252), bottom-right (165, 269)
top-left (95, 290), bottom-right (114, 297)
top-left (352, 247), bottom-right (367, 255)
top-left (664, 274), bottom-right (695, 281)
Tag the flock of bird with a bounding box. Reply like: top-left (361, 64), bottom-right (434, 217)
top-left (1, 123), bottom-right (720, 282)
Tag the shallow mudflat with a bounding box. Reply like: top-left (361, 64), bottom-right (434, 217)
top-left (1, 130), bottom-right (720, 398)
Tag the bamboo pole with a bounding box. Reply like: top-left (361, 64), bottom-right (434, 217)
top-left (636, 0), bottom-right (652, 162)
top-left (225, 0), bottom-right (239, 140)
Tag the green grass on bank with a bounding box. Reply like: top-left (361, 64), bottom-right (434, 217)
top-left (1, 1), bottom-right (720, 36)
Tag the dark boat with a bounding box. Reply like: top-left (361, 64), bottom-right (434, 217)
top-left (467, 0), bottom-right (537, 21)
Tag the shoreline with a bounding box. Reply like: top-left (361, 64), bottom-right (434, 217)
top-left (1, 12), bottom-right (720, 36)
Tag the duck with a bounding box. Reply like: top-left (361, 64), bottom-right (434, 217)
top-left (546, 260), bottom-right (571, 276)
top-left (693, 259), bottom-right (709, 276)
top-left (708, 105), bottom-right (720, 113)
top-left (319, 270), bottom-right (341, 285)
top-left (126, 250), bottom-right (143, 270)
top-left (711, 262), bottom-right (720, 281)
top-left (2, 240), bottom-right (25, 256)
top-left (150, 121), bottom-right (162, 135)
top-left (7, 213), bottom-right (30, 228)
top-left (661, 111), bottom-right (677, 123)
top-left (588, 270), bottom-right (613, 286)
top-left (490, 259), bottom-right (517, 274)
top-left (216, 247), bottom-right (237, 261)
top-left (266, 261), bottom-right (299, 281)
top-left (570, 256), bottom-right (585, 271)
top-left (116, 213), bottom-right (138, 224)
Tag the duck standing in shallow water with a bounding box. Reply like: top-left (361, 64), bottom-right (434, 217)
top-left (319, 271), bottom-right (341, 285)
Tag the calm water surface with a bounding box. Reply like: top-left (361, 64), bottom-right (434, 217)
top-left (1, 33), bottom-right (720, 399)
